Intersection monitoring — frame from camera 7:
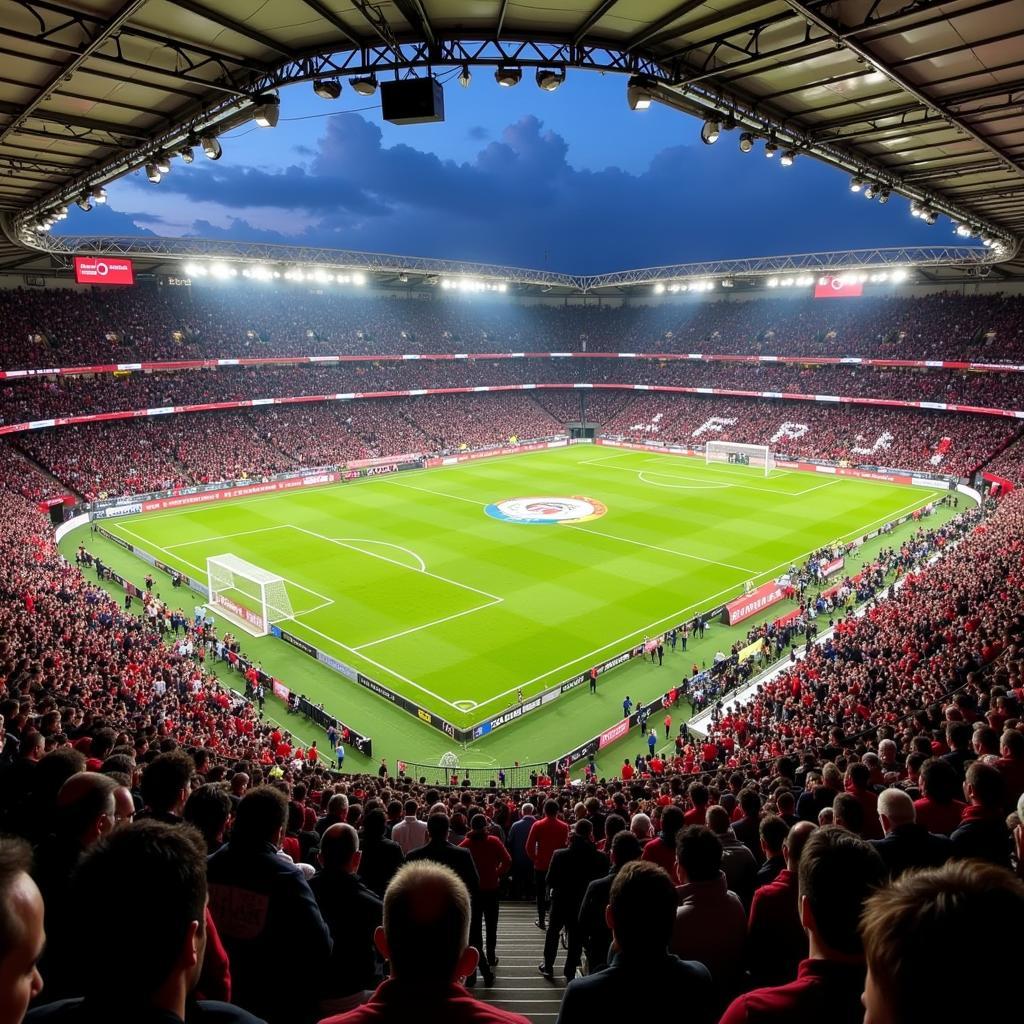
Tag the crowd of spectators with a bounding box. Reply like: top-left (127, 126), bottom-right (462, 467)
top-left (1, 285), bottom-right (1022, 367)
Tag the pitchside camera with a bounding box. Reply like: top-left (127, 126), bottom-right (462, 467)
top-left (380, 77), bottom-right (445, 125)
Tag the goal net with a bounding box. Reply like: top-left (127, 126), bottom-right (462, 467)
top-left (207, 554), bottom-right (294, 637)
top-left (705, 440), bottom-right (775, 477)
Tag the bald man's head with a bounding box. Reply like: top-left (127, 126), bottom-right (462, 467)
top-left (783, 820), bottom-right (816, 869)
top-left (319, 823), bottom-right (360, 872)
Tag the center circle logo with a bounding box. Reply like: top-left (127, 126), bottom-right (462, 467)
top-left (485, 495), bottom-right (607, 526)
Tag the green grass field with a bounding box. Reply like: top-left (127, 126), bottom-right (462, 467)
top-left (97, 444), bottom-right (944, 745)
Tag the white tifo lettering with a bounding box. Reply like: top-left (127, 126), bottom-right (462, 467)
top-left (770, 422), bottom-right (809, 444)
top-left (692, 416), bottom-right (737, 438)
top-left (851, 431), bottom-right (895, 455)
top-left (629, 412), bottom-right (664, 433)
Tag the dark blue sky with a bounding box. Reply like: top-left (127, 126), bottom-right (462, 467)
top-left (57, 70), bottom-right (950, 273)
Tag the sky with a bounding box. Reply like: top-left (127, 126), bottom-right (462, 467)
top-left (55, 70), bottom-right (950, 274)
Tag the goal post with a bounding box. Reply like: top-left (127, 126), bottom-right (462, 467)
top-left (206, 554), bottom-right (294, 637)
top-left (705, 440), bottom-right (775, 477)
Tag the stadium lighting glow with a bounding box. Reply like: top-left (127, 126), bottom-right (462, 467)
top-left (910, 201), bottom-right (923, 217)
top-left (700, 119), bottom-right (721, 145)
top-left (352, 272), bottom-right (367, 286)
top-left (764, 141), bottom-right (778, 158)
top-left (241, 266), bottom-right (274, 281)
top-left (91, 186), bottom-right (107, 203)
top-left (183, 263), bottom-right (206, 277)
top-left (780, 149), bottom-right (796, 167)
top-left (155, 154), bottom-right (171, 174)
top-left (252, 96), bottom-right (280, 128)
top-left (495, 66), bottom-right (522, 87)
top-left (145, 162), bottom-right (161, 183)
top-left (738, 132), bottom-right (754, 153)
top-left (441, 277), bottom-right (506, 292)
top-left (536, 69), bottom-right (565, 92)
top-left (458, 66), bottom-right (472, 88)
top-left (850, 176), bottom-right (864, 192)
top-left (201, 136), bottom-right (222, 161)
top-left (891, 268), bottom-right (909, 282)
top-left (766, 277), bottom-right (779, 287)
top-left (349, 75), bottom-right (378, 96)
top-left (54, 205), bottom-right (68, 219)
top-left (313, 78), bottom-right (342, 100)
top-left (626, 76), bottom-right (652, 110)
top-left (653, 283), bottom-right (666, 294)
top-left (922, 208), bottom-right (938, 225)
top-left (955, 223), bottom-right (972, 237)
top-left (209, 262), bottom-right (237, 279)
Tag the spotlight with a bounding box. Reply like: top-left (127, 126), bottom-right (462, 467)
top-left (864, 183), bottom-right (876, 200)
top-left (350, 75), bottom-right (378, 96)
top-left (495, 66), bottom-right (522, 87)
top-left (955, 223), bottom-right (972, 237)
top-left (922, 209), bottom-right (938, 225)
top-left (76, 195), bottom-right (92, 212)
top-left (200, 136), bottom-right (222, 161)
top-left (91, 186), bottom-right (107, 203)
top-left (910, 201), bottom-right (922, 218)
top-left (877, 188), bottom-right (890, 204)
top-left (178, 145), bottom-right (195, 164)
top-left (850, 176), bottom-right (863, 192)
top-left (626, 76), bottom-right (653, 110)
top-left (700, 119), bottom-right (721, 145)
top-left (738, 132), bottom-right (754, 153)
top-left (313, 78), bottom-right (342, 100)
top-left (780, 149), bottom-right (796, 166)
top-left (145, 162), bottom-right (161, 183)
top-left (54, 205), bottom-right (68, 219)
top-left (536, 68), bottom-right (565, 92)
top-left (252, 95), bottom-right (280, 128)
top-left (155, 154), bottom-right (171, 173)
top-left (458, 66), bottom-right (471, 88)
top-left (764, 141), bottom-right (778, 158)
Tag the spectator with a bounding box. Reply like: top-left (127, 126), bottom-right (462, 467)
top-left (755, 815), bottom-right (789, 889)
top-left (557, 861), bottom-right (714, 1024)
top-left (869, 788), bottom-right (951, 877)
top-left (506, 802), bottom-right (536, 901)
top-left (671, 825), bottom-right (747, 1007)
top-left (746, 821), bottom-right (815, 989)
top-left (719, 827), bottom-right (886, 1024)
top-left (460, 815), bottom-right (511, 971)
top-left (389, 799), bottom-right (426, 855)
top-left (861, 860), bottom-right (1024, 1023)
top-left (356, 808), bottom-right (404, 900)
top-left (525, 800), bottom-right (568, 931)
top-left (25, 821), bottom-right (262, 1024)
top-left (317, 861), bottom-right (529, 1024)
top-left (706, 805), bottom-right (757, 911)
top-left (207, 786), bottom-right (332, 1024)
top-left (733, 789), bottom-right (764, 862)
top-left (994, 728), bottom-right (1024, 811)
top-left (315, 795), bottom-right (350, 838)
top-left (641, 804), bottom-right (683, 880)
top-left (137, 750), bottom-right (195, 824)
top-left (310, 824), bottom-right (383, 1015)
top-left (183, 783), bottom-right (233, 854)
top-left (578, 830), bottom-right (642, 975)
top-left (844, 764), bottom-right (882, 840)
top-left (913, 758), bottom-right (968, 835)
top-left (0, 838), bottom-right (44, 1024)
top-left (950, 761), bottom-right (1012, 868)
top-left (538, 819), bottom-right (608, 981)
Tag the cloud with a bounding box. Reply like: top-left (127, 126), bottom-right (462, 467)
top-left (467, 125), bottom-right (489, 141)
top-left (80, 113), bottom-right (939, 273)
top-left (53, 203), bottom-right (158, 237)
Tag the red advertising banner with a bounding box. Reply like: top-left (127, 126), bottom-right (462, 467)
top-left (814, 276), bottom-right (864, 299)
top-left (73, 256), bottom-right (135, 285)
top-left (598, 718), bottom-right (631, 750)
top-left (821, 556), bottom-right (845, 577)
top-left (724, 581), bottom-right (785, 625)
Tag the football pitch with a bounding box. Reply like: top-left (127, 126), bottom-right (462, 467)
top-left (102, 445), bottom-right (945, 734)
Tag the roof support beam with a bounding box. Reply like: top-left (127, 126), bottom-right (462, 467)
top-left (573, 0), bottom-right (621, 44)
top-left (294, 0), bottom-right (361, 47)
top-left (625, 0), bottom-right (708, 52)
top-left (162, 0), bottom-right (293, 57)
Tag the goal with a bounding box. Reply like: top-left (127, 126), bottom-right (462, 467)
top-left (206, 554), bottom-right (294, 637)
top-left (705, 440), bottom-right (775, 477)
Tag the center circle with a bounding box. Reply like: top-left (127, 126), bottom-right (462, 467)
top-left (485, 495), bottom-right (607, 525)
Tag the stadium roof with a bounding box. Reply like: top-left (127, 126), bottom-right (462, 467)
top-left (0, 0), bottom-right (1022, 279)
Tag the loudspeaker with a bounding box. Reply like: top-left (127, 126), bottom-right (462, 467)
top-left (381, 78), bottom-right (445, 125)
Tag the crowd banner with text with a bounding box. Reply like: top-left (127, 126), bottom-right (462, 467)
top-left (723, 581), bottom-right (785, 625)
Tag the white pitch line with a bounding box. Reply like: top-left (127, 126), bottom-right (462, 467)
top-left (637, 471), bottom-right (730, 490)
top-left (389, 480), bottom-right (487, 506)
top-left (163, 525), bottom-right (291, 549)
top-left (586, 458), bottom-right (803, 496)
top-left (793, 478), bottom-right (842, 496)
top-left (563, 523), bottom-right (757, 574)
top-left (288, 525), bottom-right (502, 603)
top-left (352, 597), bottom-right (502, 650)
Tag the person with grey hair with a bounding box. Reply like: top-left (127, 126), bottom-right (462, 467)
top-left (318, 862), bottom-right (530, 1024)
top-left (870, 787), bottom-right (951, 877)
top-left (315, 793), bottom-right (350, 837)
top-left (877, 739), bottom-right (900, 777)
top-left (629, 812), bottom-right (653, 841)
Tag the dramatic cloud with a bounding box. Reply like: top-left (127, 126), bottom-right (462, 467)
top-left (56, 113), bottom-right (937, 273)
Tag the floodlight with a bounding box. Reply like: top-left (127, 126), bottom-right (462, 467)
top-left (495, 66), bottom-right (522, 87)
top-left (155, 154), bottom-right (171, 173)
top-left (76, 195), bottom-right (92, 212)
top-left (864, 183), bottom-right (876, 199)
top-left (201, 136), bottom-right (222, 160)
top-left (850, 176), bottom-right (863, 192)
top-left (536, 69), bottom-right (565, 92)
top-left (738, 132), bottom-right (754, 153)
top-left (458, 66), bottom-right (472, 88)
top-left (178, 145), bottom-right (194, 164)
top-left (626, 76), bottom-right (653, 110)
top-left (145, 162), bottom-right (161, 183)
top-left (780, 149), bottom-right (796, 166)
top-left (700, 119), bottom-right (720, 145)
top-left (252, 95), bottom-right (280, 128)
top-left (877, 188), bottom-right (890, 204)
top-left (350, 75), bottom-right (378, 96)
top-left (313, 79), bottom-right (342, 100)
top-left (764, 141), bottom-right (777, 158)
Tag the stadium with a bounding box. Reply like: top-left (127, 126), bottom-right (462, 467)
top-left (0, 1), bottom-right (1022, 1023)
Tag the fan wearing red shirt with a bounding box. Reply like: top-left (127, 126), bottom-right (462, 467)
top-left (720, 827), bottom-right (886, 1024)
top-left (642, 805), bottom-right (683, 882)
top-left (460, 814), bottom-right (512, 967)
top-left (621, 759), bottom-right (634, 782)
top-left (683, 783), bottom-right (709, 826)
top-left (525, 801), bottom-right (569, 930)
